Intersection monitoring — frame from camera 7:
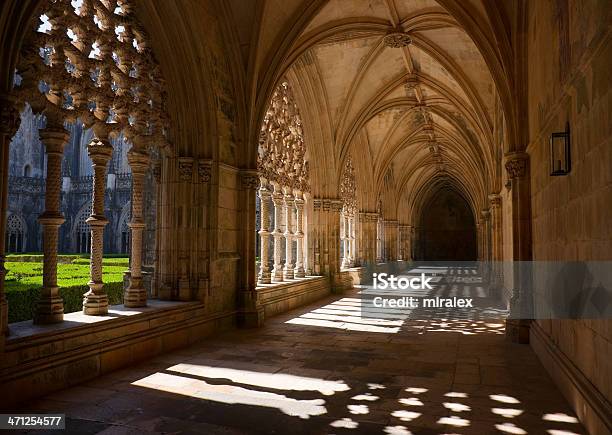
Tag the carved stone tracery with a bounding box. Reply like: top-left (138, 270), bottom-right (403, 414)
top-left (258, 81), bottom-right (309, 193)
top-left (17, 0), bottom-right (170, 145)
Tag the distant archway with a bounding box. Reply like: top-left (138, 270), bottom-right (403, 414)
top-left (416, 188), bottom-right (477, 261)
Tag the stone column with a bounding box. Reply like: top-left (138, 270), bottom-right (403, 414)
top-left (504, 152), bottom-right (533, 343)
top-left (294, 191), bottom-right (305, 278)
top-left (489, 193), bottom-right (503, 289)
top-left (82, 138), bottom-right (113, 315)
top-left (341, 212), bottom-right (349, 269)
top-left (257, 178), bottom-right (272, 284)
top-left (271, 183), bottom-right (284, 282)
top-left (283, 187), bottom-right (295, 280)
top-left (348, 213), bottom-right (355, 267)
top-left (35, 122), bottom-right (69, 324)
top-left (0, 95), bottom-right (19, 338)
top-left (124, 148), bottom-right (150, 307)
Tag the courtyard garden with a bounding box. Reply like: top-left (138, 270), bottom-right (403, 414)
top-left (5, 254), bottom-right (129, 323)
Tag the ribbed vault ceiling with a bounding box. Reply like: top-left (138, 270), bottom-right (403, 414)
top-left (243, 0), bottom-right (510, 219)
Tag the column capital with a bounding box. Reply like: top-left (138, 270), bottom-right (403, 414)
top-left (481, 209), bottom-right (491, 219)
top-left (87, 138), bottom-right (113, 163)
top-left (40, 128), bottom-right (69, 154)
top-left (488, 193), bottom-right (502, 207)
top-left (240, 169), bottom-right (259, 190)
top-left (198, 159), bottom-right (212, 183)
top-left (127, 148), bottom-right (150, 173)
top-left (504, 152), bottom-right (529, 179)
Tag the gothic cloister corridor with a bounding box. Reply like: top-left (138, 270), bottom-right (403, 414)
top-left (0, 0), bottom-right (611, 433)
top-left (17, 282), bottom-right (585, 435)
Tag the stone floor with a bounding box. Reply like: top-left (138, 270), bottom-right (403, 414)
top-left (17, 287), bottom-right (585, 434)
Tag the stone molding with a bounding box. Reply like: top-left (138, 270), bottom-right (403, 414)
top-left (383, 30), bottom-right (412, 47)
top-left (240, 170), bottom-right (259, 190)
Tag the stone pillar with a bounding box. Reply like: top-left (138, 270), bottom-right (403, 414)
top-left (341, 212), bottom-right (350, 269)
top-left (504, 152), bottom-right (533, 343)
top-left (82, 138), bottom-right (113, 315)
top-left (489, 193), bottom-right (503, 289)
top-left (257, 178), bottom-right (272, 284)
top-left (271, 183), bottom-right (284, 282)
top-left (283, 187), bottom-right (295, 280)
top-left (34, 123), bottom-right (69, 324)
top-left (124, 148), bottom-right (150, 307)
top-left (0, 95), bottom-right (19, 338)
top-left (294, 191), bottom-right (305, 278)
top-left (376, 218), bottom-right (383, 263)
top-left (238, 170), bottom-right (264, 327)
top-left (348, 213), bottom-right (355, 267)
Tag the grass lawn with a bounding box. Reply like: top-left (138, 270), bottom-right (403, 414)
top-left (5, 258), bottom-right (129, 292)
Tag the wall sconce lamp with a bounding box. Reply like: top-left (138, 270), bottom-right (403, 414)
top-left (550, 123), bottom-right (571, 176)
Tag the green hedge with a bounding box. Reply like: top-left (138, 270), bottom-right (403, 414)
top-left (6, 281), bottom-right (125, 323)
top-left (4, 260), bottom-right (127, 323)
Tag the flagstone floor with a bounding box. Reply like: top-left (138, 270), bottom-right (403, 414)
top-left (18, 288), bottom-right (584, 435)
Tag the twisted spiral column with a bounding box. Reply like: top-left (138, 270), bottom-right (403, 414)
top-left (257, 179), bottom-right (272, 284)
top-left (294, 192), bottom-right (305, 278)
top-left (283, 187), bottom-right (295, 280)
top-left (124, 148), bottom-right (150, 307)
top-left (35, 126), bottom-right (69, 324)
top-left (271, 183), bottom-right (284, 282)
top-left (82, 139), bottom-right (113, 315)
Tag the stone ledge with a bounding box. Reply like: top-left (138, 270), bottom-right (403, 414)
top-left (530, 321), bottom-right (612, 435)
top-left (0, 301), bottom-right (236, 409)
top-left (257, 276), bottom-right (330, 318)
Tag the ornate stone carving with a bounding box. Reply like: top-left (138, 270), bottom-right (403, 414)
top-left (340, 156), bottom-right (357, 213)
top-left (240, 171), bottom-right (259, 190)
top-left (197, 160), bottom-right (212, 183)
top-left (489, 194), bottom-right (502, 207)
top-left (178, 159), bottom-right (194, 182)
top-left (16, 0), bottom-right (170, 147)
top-left (258, 80), bottom-right (309, 193)
top-left (505, 153), bottom-right (529, 179)
top-left (383, 30), bottom-right (412, 48)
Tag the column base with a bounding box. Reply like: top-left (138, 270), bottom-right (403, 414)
top-left (506, 319), bottom-right (531, 344)
top-left (272, 267), bottom-right (284, 282)
top-left (283, 266), bottom-right (294, 280)
top-left (83, 290), bottom-right (109, 315)
top-left (124, 288), bottom-right (147, 307)
top-left (237, 290), bottom-right (264, 328)
top-left (34, 293), bottom-right (64, 324)
top-left (294, 267), bottom-right (305, 278)
top-left (258, 271), bottom-right (272, 285)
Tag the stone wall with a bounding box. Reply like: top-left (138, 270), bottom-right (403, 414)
top-left (525, 0), bottom-right (612, 432)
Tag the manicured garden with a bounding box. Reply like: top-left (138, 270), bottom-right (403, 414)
top-left (5, 254), bottom-right (129, 323)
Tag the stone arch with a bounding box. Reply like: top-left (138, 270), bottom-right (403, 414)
top-left (72, 202), bottom-right (91, 254)
top-left (117, 201), bottom-right (131, 254)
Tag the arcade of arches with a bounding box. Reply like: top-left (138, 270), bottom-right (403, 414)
top-left (0, 1), bottom-right (610, 434)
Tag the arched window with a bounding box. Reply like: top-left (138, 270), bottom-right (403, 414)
top-left (117, 202), bottom-right (131, 254)
top-left (74, 203), bottom-right (92, 254)
top-left (256, 81), bottom-right (310, 284)
top-left (5, 214), bottom-right (26, 253)
top-left (340, 156), bottom-right (356, 269)
top-left (23, 164), bottom-right (31, 177)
